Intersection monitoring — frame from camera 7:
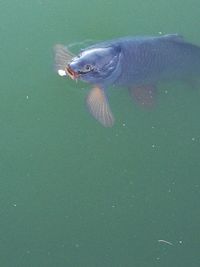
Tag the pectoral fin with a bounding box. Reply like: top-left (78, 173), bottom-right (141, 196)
top-left (54, 44), bottom-right (75, 75)
top-left (86, 87), bottom-right (114, 127)
top-left (129, 85), bottom-right (156, 108)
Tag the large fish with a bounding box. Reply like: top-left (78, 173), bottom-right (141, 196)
top-left (54, 34), bottom-right (200, 127)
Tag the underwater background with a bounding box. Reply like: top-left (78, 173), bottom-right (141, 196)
top-left (0, 0), bottom-right (200, 266)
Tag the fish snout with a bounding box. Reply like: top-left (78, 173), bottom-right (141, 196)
top-left (65, 64), bottom-right (79, 80)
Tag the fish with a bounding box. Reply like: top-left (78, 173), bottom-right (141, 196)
top-left (54, 34), bottom-right (200, 127)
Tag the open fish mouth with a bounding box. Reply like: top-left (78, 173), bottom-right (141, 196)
top-left (65, 65), bottom-right (79, 80)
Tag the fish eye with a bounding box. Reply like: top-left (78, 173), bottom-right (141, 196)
top-left (83, 64), bottom-right (93, 72)
top-left (78, 64), bottom-right (95, 75)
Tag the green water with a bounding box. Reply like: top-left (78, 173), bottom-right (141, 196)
top-left (0, 0), bottom-right (200, 266)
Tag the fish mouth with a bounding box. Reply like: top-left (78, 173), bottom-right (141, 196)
top-left (65, 65), bottom-right (79, 80)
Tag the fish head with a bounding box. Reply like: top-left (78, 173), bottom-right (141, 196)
top-left (66, 46), bottom-right (121, 85)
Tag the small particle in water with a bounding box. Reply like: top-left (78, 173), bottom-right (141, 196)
top-left (26, 95), bottom-right (29, 99)
top-left (165, 90), bottom-right (168, 94)
top-left (158, 239), bottom-right (173, 246)
top-left (122, 123), bottom-right (126, 127)
top-left (158, 31), bottom-right (162, 35)
top-left (191, 137), bottom-right (195, 141)
top-left (13, 203), bottom-right (17, 207)
top-left (179, 240), bottom-right (183, 244)
top-left (58, 69), bottom-right (67, 76)
top-left (152, 144), bottom-right (156, 148)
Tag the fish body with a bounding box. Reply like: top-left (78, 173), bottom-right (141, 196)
top-left (54, 35), bottom-right (200, 127)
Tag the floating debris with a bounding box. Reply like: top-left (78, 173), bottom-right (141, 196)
top-left (158, 239), bottom-right (173, 246)
top-left (58, 69), bottom-right (67, 76)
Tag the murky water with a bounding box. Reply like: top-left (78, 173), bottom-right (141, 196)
top-left (0, 0), bottom-right (200, 266)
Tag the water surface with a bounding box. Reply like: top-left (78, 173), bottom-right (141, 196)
top-left (0, 0), bottom-right (200, 266)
